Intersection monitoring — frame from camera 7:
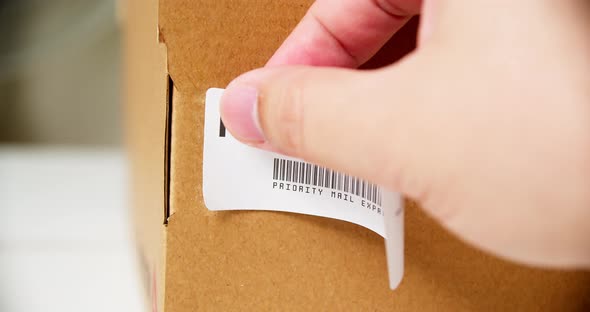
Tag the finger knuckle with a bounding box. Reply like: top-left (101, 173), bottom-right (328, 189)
top-left (272, 72), bottom-right (309, 155)
top-left (383, 160), bottom-right (461, 226)
top-left (374, 0), bottom-right (420, 19)
top-left (419, 178), bottom-right (463, 227)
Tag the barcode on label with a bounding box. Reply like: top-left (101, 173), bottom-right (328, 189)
top-left (272, 158), bottom-right (382, 206)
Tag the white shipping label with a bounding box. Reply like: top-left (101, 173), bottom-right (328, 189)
top-left (202, 88), bottom-right (404, 288)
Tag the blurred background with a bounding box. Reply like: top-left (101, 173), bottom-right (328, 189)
top-left (0, 1), bottom-right (144, 311)
top-left (0, 0), bottom-right (120, 144)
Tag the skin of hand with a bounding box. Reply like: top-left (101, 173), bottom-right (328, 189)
top-left (219, 0), bottom-right (590, 268)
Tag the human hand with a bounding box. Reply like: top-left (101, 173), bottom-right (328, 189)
top-left (219, 0), bottom-right (590, 268)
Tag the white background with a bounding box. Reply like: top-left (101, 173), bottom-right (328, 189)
top-left (0, 147), bottom-right (145, 312)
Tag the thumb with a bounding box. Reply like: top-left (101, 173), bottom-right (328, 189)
top-left (220, 58), bottom-right (435, 199)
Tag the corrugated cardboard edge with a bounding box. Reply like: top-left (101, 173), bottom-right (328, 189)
top-left (156, 10), bottom-right (172, 312)
top-left (163, 76), bottom-right (175, 224)
top-left (124, 0), bottom-right (170, 311)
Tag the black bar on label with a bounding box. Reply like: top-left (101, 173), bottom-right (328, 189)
top-left (219, 119), bottom-right (226, 137)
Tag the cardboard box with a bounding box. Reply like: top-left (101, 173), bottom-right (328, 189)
top-left (124, 0), bottom-right (590, 311)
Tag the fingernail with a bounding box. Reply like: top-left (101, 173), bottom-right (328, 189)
top-left (220, 85), bottom-right (264, 143)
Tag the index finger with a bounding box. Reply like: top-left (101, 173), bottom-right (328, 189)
top-left (266, 0), bottom-right (422, 68)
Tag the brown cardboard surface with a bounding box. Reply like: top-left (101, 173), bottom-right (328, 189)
top-left (128, 0), bottom-right (590, 311)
